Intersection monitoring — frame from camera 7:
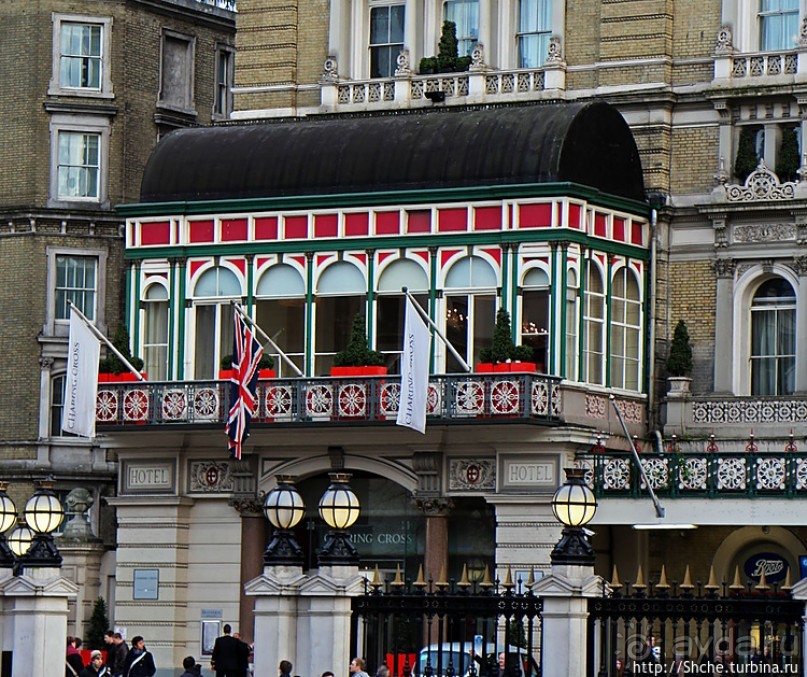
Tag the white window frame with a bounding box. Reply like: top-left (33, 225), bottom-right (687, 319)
top-left (582, 260), bottom-right (606, 386)
top-left (609, 266), bottom-right (643, 391)
top-left (44, 246), bottom-right (108, 338)
top-left (49, 14), bottom-right (114, 98)
top-left (213, 43), bottom-right (235, 119)
top-left (48, 113), bottom-right (111, 209)
top-left (516, 0), bottom-right (552, 68)
top-left (369, 1), bottom-right (406, 78)
top-left (141, 283), bottom-right (170, 382)
top-left (722, 0), bottom-right (802, 52)
top-left (158, 29), bottom-right (196, 114)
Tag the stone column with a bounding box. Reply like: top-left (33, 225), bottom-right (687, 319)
top-left (230, 496), bottom-right (266, 644)
top-left (0, 567), bottom-right (78, 677)
top-left (531, 563), bottom-right (603, 677)
top-left (412, 451), bottom-right (451, 582)
top-left (712, 256), bottom-right (735, 393)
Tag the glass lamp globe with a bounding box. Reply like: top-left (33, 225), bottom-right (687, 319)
top-left (318, 473), bottom-right (360, 530)
top-left (8, 520), bottom-right (33, 557)
top-left (24, 481), bottom-right (65, 535)
top-left (551, 468), bottom-right (597, 527)
top-left (264, 477), bottom-right (305, 530)
top-left (0, 482), bottom-right (17, 534)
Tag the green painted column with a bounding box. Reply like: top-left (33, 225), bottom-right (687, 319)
top-left (167, 258), bottom-right (176, 379)
top-left (367, 250), bottom-right (376, 346)
top-left (509, 244), bottom-right (520, 342)
top-left (577, 250), bottom-right (588, 381)
top-left (605, 254), bottom-right (614, 388)
top-left (500, 243), bottom-right (510, 321)
top-left (246, 254), bottom-right (254, 313)
top-left (305, 252), bottom-right (314, 376)
top-left (550, 244), bottom-right (558, 375)
top-left (176, 257), bottom-right (187, 380)
top-left (558, 244), bottom-right (568, 379)
top-left (131, 262), bottom-right (141, 359)
top-left (429, 246), bottom-right (438, 373)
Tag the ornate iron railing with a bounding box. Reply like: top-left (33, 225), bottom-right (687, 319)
top-left (588, 573), bottom-right (802, 676)
top-left (352, 573), bottom-right (542, 677)
top-left (576, 451), bottom-right (807, 497)
top-left (95, 373), bottom-right (562, 427)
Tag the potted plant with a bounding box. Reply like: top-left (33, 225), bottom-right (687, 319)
top-left (219, 352), bottom-right (275, 380)
top-left (666, 319), bottom-right (693, 396)
top-left (477, 309), bottom-right (536, 373)
top-left (331, 313), bottom-right (387, 376)
top-left (418, 21), bottom-right (472, 75)
top-left (98, 325), bottom-right (145, 382)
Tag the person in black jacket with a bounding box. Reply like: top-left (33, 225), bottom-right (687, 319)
top-left (122, 636), bottom-right (156, 677)
top-left (211, 624), bottom-right (251, 677)
top-left (66, 636), bottom-right (85, 677)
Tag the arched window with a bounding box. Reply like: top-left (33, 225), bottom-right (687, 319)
top-left (256, 264), bottom-right (306, 377)
top-left (583, 261), bottom-right (605, 385)
top-left (444, 255), bottom-right (496, 372)
top-left (192, 266), bottom-right (241, 379)
top-left (50, 374), bottom-right (70, 437)
top-left (610, 267), bottom-right (641, 390)
top-left (751, 278), bottom-right (795, 396)
top-left (143, 283), bottom-right (169, 381)
top-left (521, 268), bottom-right (550, 372)
top-left (315, 262), bottom-right (366, 373)
top-left (565, 268), bottom-right (579, 379)
top-left (376, 259), bottom-right (429, 374)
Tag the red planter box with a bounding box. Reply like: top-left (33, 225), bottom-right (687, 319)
top-left (476, 362), bottom-right (537, 373)
top-left (330, 366), bottom-right (388, 376)
top-left (219, 369), bottom-right (276, 380)
top-left (98, 372), bottom-right (147, 383)
top-left (476, 363), bottom-right (495, 373)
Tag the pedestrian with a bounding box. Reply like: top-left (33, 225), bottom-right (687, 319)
top-left (212, 624), bottom-right (251, 677)
top-left (67, 636), bottom-right (85, 677)
top-left (181, 656), bottom-right (202, 677)
top-left (322, 672), bottom-right (334, 677)
top-left (110, 633), bottom-right (129, 677)
top-left (350, 658), bottom-right (370, 677)
top-left (279, 660), bottom-right (293, 677)
top-left (375, 666), bottom-right (390, 677)
top-left (81, 650), bottom-right (111, 677)
top-left (122, 636), bottom-right (156, 677)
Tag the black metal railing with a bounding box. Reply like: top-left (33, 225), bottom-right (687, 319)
top-left (352, 574), bottom-right (543, 677)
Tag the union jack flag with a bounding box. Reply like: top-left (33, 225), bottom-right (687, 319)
top-left (226, 312), bottom-right (264, 460)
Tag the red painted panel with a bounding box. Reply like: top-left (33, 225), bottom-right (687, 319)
top-left (315, 214), bottom-right (338, 238)
top-left (227, 259), bottom-right (246, 277)
top-left (141, 221), bottom-right (170, 245)
top-left (255, 217), bottom-right (278, 240)
top-left (376, 211), bottom-right (400, 235)
top-left (438, 208), bottom-right (468, 232)
top-left (345, 212), bottom-right (370, 237)
top-left (519, 203), bottom-right (552, 228)
top-left (285, 215), bottom-right (308, 239)
top-left (256, 257), bottom-right (271, 268)
top-left (441, 249), bottom-right (460, 268)
top-left (189, 260), bottom-right (207, 278)
top-left (481, 248), bottom-right (501, 266)
top-left (407, 210), bottom-right (431, 233)
top-left (569, 204), bottom-right (582, 230)
top-left (189, 220), bottom-right (214, 243)
top-left (631, 221), bottom-right (643, 245)
top-left (594, 213), bottom-right (608, 238)
top-left (612, 217), bottom-right (625, 241)
top-left (316, 254), bottom-right (332, 267)
top-left (352, 253), bottom-right (367, 266)
top-left (634, 262), bottom-right (643, 273)
top-left (474, 206), bottom-right (502, 230)
top-left (377, 252), bottom-right (393, 265)
top-left (414, 250), bottom-right (429, 264)
top-left (221, 218), bottom-right (248, 242)
top-left (290, 255), bottom-right (306, 268)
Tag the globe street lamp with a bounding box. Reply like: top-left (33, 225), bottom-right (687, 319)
top-left (0, 482), bottom-right (17, 567)
top-left (550, 467), bottom-right (597, 566)
top-left (8, 518), bottom-right (34, 576)
top-left (318, 473), bottom-right (360, 564)
top-left (263, 476), bottom-right (306, 565)
top-left (22, 479), bottom-right (65, 568)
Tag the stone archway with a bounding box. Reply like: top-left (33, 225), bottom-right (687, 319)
top-left (711, 525), bottom-right (805, 584)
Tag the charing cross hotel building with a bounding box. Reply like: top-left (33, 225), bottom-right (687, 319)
top-left (21, 0), bottom-right (807, 670)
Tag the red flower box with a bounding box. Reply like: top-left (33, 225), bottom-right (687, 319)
top-left (219, 369), bottom-right (276, 380)
top-left (476, 363), bottom-right (495, 373)
top-left (476, 362), bottom-right (537, 373)
top-left (98, 372), bottom-right (146, 383)
top-left (330, 366), bottom-right (388, 376)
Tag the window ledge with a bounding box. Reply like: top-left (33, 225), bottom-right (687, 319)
top-left (44, 100), bottom-right (118, 117)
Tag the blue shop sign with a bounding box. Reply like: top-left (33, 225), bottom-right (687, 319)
top-left (744, 552), bottom-right (788, 584)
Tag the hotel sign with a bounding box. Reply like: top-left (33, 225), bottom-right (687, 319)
top-left (121, 460), bottom-right (177, 494)
top-left (499, 455), bottom-right (559, 493)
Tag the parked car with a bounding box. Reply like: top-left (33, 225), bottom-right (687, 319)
top-left (415, 642), bottom-right (539, 677)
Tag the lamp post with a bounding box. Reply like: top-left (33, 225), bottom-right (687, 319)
top-left (0, 482), bottom-right (17, 567)
top-left (550, 467), bottom-right (597, 566)
top-left (22, 479), bottom-right (65, 568)
top-left (263, 476), bottom-right (306, 565)
top-left (317, 473), bottom-right (360, 564)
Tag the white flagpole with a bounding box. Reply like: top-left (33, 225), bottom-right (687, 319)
top-left (231, 301), bottom-right (304, 377)
top-left (401, 287), bottom-right (471, 373)
top-left (68, 301), bottom-right (145, 381)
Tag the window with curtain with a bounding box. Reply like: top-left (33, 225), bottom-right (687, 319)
top-left (565, 268), bottom-right (579, 380)
top-left (444, 256), bottom-right (496, 372)
top-left (193, 267), bottom-right (240, 379)
top-left (376, 259), bottom-right (429, 374)
top-left (609, 267), bottom-right (641, 390)
top-left (50, 374), bottom-right (75, 437)
top-left (521, 268), bottom-right (550, 372)
top-left (55, 254), bottom-right (97, 320)
top-left (57, 132), bottom-right (100, 200)
top-left (143, 284), bottom-right (169, 381)
top-left (518, 0), bottom-right (552, 68)
top-left (759, 0), bottom-right (798, 51)
top-left (583, 261), bottom-right (605, 385)
top-left (315, 262), bottom-right (367, 374)
top-left (370, 3), bottom-right (405, 78)
top-left (60, 22), bottom-right (102, 89)
top-left (444, 0), bottom-right (479, 56)
top-left (255, 264), bottom-right (307, 377)
top-left (751, 278), bottom-right (796, 396)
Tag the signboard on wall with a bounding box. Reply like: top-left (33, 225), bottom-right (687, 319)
top-left (743, 552), bottom-right (788, 584)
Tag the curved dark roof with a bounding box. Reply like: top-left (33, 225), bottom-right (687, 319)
top-left (140, 102), bottom-right (645, 203)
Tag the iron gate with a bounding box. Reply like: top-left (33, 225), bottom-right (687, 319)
top-left (351, 569), bottom-right (543, 677)
top-left (588, 573), bottom-right (803, 676)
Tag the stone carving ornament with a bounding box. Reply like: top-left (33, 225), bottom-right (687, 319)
top-left (716, 25), bottom-right (733, 54)
top-left (732, 223), bottom-right (795, 243)
top-left (725, 160), bottom-right (797, 201)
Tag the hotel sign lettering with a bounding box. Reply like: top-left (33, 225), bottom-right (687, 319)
top-left (499, 455), bottom-right (559, 493)
top-left (122, 460), bottom-right (176, 494)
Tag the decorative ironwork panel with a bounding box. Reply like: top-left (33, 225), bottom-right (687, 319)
top-left (604, 459), bottom-right (631, 490)
top-left (305, 383), bottom-right (333, 417)
top-left (756, 457), bottom-right (786, 490)
top-left (454, 380), bottom-right (485, 415)
top-left (338, 383), bottom-right (368, 417)
top-left (490, 380), bottom-right (521, 415)
top-left (640, 458), bottom-right (669, 489)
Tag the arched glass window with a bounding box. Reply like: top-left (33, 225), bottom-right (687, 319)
top-left (315, 262), bottom-right (366, 373)
top-left (751, 277), bottom-right (795, 396)
top-left (192, 266), bottom-right (241, 379)
top-left (256, 264), bottom-right (306, 377)
top-left (444, 256), bottom-right (496, 372)
top-left (521, 268), bottom-right (550, 372)
top-left (143, 283), bottom-right (169, 381)
top-left (610, 267), bottom-right (641, 390)
top-left (376, 259), bottom-right (429, 374)
top-left (565, 268), bottom-right (579, 379)
top-left (583, 261), bottom-right (605, 385)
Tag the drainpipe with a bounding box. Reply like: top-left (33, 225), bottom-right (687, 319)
top-left (647, 207), bottom-right (658, 427)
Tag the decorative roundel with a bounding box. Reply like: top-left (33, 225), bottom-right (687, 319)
top-left (532, 382), bottom-right (549, 415)
top-left (796, 459), bottom-right (807, 490)
top-left (603, 459), bottom-right (631, 491)
top-left (640, 458), bottom-right (669, 490)
top-left (426, 385), bottom-right (440, 414)
top-left (306, 384), bottom-right (333, 417)
top-left (96, 390), bottom-right (118, 422)
top-left (679, 458), bottom-right (708, 490)
top-left (205, 465), bottom-right (220, 486)
top-left (716, 457), bottom-right (747, 491)
top-left (455, 381), bottom-right (484, 415)
top-left (193, 388), bottom-right (219, 419)
top-left (380, 383), bottom-right (401, 416)
top-left (265, 385), bottom-right (293, 418)
top-left (161, 390), bottom-right (187, 421)
top-left (123, 390), bottom-right (149, 422)
top-left (756, 457), bottom-right (786, 491)
top-left (338, 383), bottom-right (367, 418)
top-left (490, 380), bottom-right (520, 415)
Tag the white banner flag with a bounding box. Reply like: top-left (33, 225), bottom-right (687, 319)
top-left (396, 296), bottom-right (430, 434)
top-left (62, 308), bottom-right (101, 438)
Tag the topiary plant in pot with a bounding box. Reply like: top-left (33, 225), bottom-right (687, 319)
top-left (666, 319), bottom-right (693, 395)
top-left (478, 308), bottom-right (536, 373)
top-left (98, 324), bottom-right (145, 381)
top-left (331, 313), bottom-right (387, 376)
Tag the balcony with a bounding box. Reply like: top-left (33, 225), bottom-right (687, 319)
top-left (713, 45), bottom-right (805, 87)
